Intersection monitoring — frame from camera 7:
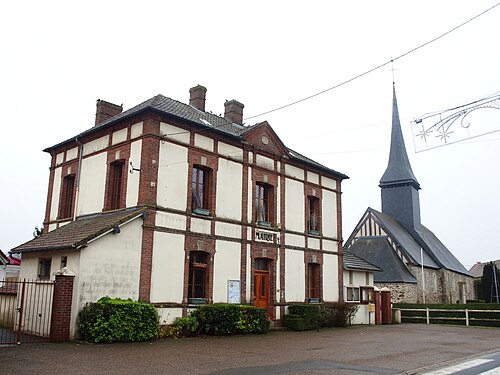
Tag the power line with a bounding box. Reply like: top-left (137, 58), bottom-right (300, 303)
top-left (244, 2), bottom-right (500, 121)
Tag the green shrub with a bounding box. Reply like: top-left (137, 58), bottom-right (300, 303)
top-left (322, 303), bottom-right (359, 327)
top-left (192, 304), bottom-right (269, 336)
top-left (287, 305), bottom-right (321, 330)
top-left (284, 303), bottom-right (359, 330)
top-left (161, 316), bottom-right (199, 339)
top-left (283, 314), bottom-right (309, 331)
top-left (78, 297), bottom-right (159, 343)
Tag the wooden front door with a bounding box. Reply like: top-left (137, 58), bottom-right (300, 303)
top-left (254, 271), bottom-right (269, 309)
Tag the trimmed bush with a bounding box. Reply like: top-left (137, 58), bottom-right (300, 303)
top-left (192, 304), bottom-right (269, 336)
top-left (78, 297), bottom-right (159, 343)
top-left (287, 305), bottom-right (321, 330)
top-left (283, 314), bottom-right (309, 331)
top-left (284, 303), bottom-right (359, 330)
top-left (161, 316), bottom-right (199, 339)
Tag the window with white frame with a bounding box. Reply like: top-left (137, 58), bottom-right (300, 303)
top-left (346, 286), bottom-right (360, 302)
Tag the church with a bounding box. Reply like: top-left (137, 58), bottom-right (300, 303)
top-left (344, 86), bottom-right (473, 304)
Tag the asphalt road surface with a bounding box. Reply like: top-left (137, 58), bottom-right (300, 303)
top-left (1, 324), bottom-right (499, 374)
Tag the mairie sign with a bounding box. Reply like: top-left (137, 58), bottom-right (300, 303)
top-left (255, 230), bottom-right (275, 242)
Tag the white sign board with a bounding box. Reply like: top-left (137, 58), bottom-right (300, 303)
top-left (227, 280), bottom-right (241, 304)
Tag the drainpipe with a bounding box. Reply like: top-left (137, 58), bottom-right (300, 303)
top-left (73, 137), bottom-right (83, 222)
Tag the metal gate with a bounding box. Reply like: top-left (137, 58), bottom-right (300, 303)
top-left (0, 279), bottom-right (55, 344)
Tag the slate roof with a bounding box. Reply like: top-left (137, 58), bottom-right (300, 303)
top-left (469, 259), bottom-right (500, 278)
top-left (379, 86), bottom-right (420, 189)
top-left (348, 208), bottom-right (472, 277)
top-left (11, 207), bottom-right (146, 253)
top-left (343, 251), bottom-right (382, 272)
top-left (43, 94), bottom-right (348, 180)
top-left (348, 236), bottom-right (417, 283)
top-left (369, 209), bottom-right (439, 269)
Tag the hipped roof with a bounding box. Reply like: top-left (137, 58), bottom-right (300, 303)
top-left (44, 94), bottom-right (348, 180)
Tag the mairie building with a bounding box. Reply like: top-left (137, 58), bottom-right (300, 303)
top-left (12, 85), bottom-right (348, 337)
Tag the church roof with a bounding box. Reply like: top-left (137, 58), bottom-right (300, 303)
top-left (11, 207), bottom-right (146, 253)
top-left (379, 86), bottom-right (420, 189)
top-left (370, 209), bottom-right (438, 268)
top-left (348, 236), bottom-right (417, 283)
top-left (369, 208), bottom-right (471, 276)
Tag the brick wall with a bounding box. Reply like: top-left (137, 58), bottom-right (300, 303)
top-left (50, 274), bottom-right (75, 342)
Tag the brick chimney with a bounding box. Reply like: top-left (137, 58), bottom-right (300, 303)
top-left (224, 100), bottom-right (244, 125)
top-left (189, 85), bottom-right (207, 111)
top-left (95, 100), bottom-right (123, 126)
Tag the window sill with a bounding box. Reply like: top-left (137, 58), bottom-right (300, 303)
top-left (193, 208), bottom-right (211, 216)
top-left (188, 298), bottom-right (207, 305)
top-left (256, 221), bottom-right (272, 228)
top-left (307, 230), bottom-right (321, 237)
top-left (306, 298), bottom-right (320, 303)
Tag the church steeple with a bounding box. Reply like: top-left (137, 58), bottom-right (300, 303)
top-left (379, 85), bottom-right (421, 230)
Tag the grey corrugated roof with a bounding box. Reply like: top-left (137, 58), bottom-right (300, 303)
top-left (44, 94), bottom-right (348, 180)
top-left (343, 251), bottom-right (382, 272)
top-left (348, 236), bottom-right (417, 283)
top-left (11, 207), bottom-right (146, 253)
top-left (379, 86), bottom-right (420, 189)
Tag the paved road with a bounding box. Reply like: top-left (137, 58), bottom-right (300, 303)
top-left (1, 324), bottom-right (499, 374)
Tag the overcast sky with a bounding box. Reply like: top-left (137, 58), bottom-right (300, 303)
top-left (1, 1), bottom-right (499, 269)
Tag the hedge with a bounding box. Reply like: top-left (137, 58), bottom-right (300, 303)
top-left (394, 303), bottom-right (500, 327)
top-left (78, 297), bottom-right (159, 343)
top-left (191, 304), bottom-right (269, 336)
top-left (284, 303), bottom-right (359, 331)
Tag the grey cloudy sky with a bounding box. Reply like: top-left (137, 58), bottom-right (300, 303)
top-left (1, 1), bottom-right (499, 269)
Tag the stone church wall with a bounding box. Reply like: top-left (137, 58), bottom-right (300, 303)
top-left (377, 266), bottom-right (474, 304)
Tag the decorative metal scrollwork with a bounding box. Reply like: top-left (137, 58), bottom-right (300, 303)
top-left (411, 93), bottom-right (500, 152)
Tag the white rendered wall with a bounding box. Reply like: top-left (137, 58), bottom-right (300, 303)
top-left (194, 134), bottom-right (214, 152)
top-left (157, 307), bottom-right (183, 325)
top-left (216, 158), bottom-right (242, 221)
top-left (150, 231), bottom-right (185, 303)
top-left (112, 128), bottom-right (127, 145)
top-left (213, 240), bottom-right (241, 303)
top-left (323, 253), bottom-right (339, 302)
top-left (285, 178), bottom-right (304, 232)
top-left (131, 122), bottom-right (143, 139)
top-left (82, 136), bottom-right (109, 156)
top-left (160, 122), bottom-right (190, 145)
top-left (126, 140), bottom-right (142, 207)
top-left (218, 142), bottom-right (243, 161)
top-left (49, 167), bottom-right (62, 221)
top-left (78, 219), bottom-right (142, 307)
top-left (284, 164), bottom-right (304, 180)
top-left (77, 153), bottom-right (107, 216)
top-left (255, 154), bottom-right (274, 171)
top-left (18, 250), bottom-right (81, 338)
top-left (157, 142), bottom-right (188, 211)
top-left (322, 189), bottom-right (338, 238)
top-left (285, 249), bottom-right (305, 302)
top-left (66, 147), bottom-right (78, 161)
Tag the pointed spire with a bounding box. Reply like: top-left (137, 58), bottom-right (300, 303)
top-left (379, 84), bottom-right (420, 189)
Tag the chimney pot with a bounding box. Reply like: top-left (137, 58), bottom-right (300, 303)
top-left (189, 85), bottom-right (207, 111)
top-left (224, 100), bottom-right (244, 125)
top-left (95, 100), bottom-right (123, 126)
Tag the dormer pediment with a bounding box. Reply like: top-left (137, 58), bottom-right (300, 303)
top-left (242, 121), bottom-right (288, 157)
